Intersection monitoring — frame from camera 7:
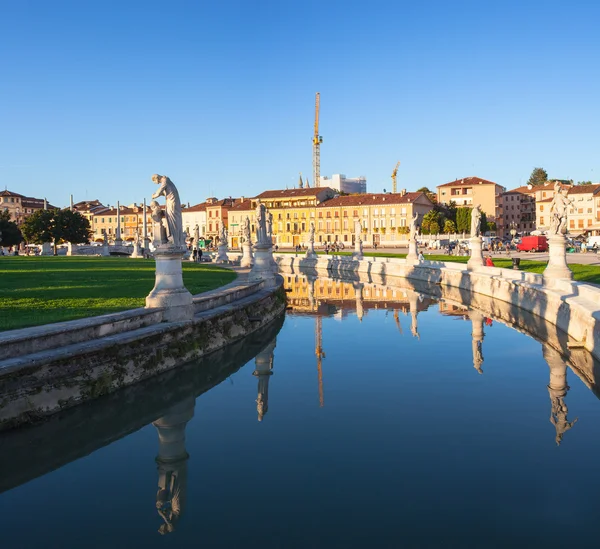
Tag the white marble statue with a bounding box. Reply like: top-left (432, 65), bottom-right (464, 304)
top-left (255, 199), bottom-right (269, 245)
top-left (470, 204), bottom-right (482, 238)
top-left (267, 211), bottom-right (273, 241)
top-left (309, 222), bottom-right (315, 243)
top-left (409, 212), bottom-right (419, 241)
top-left (549, 182), bottom-right (573, 235)
top-left (354, 220), bottom-right (362, 242)
top-left (193, 224), bottom-right (200, 246)
top-left (243, 216), bottom-right (251, 242)
top-left (150, 200), bottom-right (168, 245)
top-left (151, 174), bottom-right (184, 248)
top-left (219, 224), bottom-right (228, 245)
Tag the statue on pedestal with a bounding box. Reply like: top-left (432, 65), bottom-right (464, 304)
top-left (470, 204), bottom-right (482, 238)
top-left (267, 211), bottom-right (273, 242)
top-left (309, 222), bottom-right (315, 243)
top-left (219, 224), bottom-right (228, 246)
top-left (409, 212), bottom-right (419, 241)
top-left (151, 174), bottom-right (184, 248)
top-left (549, 182), bottom-right (573, 235)
top-left (243, 216), bottom-right (251, 243)
top-left (255, 200), bottom-right (269, 246)
top-left (193, 224), bottom-right (200, 247)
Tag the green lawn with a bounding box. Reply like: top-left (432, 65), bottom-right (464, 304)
top-left (0, 256), bottom-right (237, 332)
top-left (280, 250), bottom-right (600, 285)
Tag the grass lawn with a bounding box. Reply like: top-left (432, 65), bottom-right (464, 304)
top-left (278, 250), bottom-right (600, 285)
top-left (0, 256), bottom-right (237, 332)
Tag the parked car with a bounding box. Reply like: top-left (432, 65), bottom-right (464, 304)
top-left (517, 235), bottom-right (548, 253)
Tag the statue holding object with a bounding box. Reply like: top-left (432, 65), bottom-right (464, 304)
top-left (151, 174), bottom-right (185, 248)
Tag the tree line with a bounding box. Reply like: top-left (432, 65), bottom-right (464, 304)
top-left (0, 208), bottom-right (91, 254)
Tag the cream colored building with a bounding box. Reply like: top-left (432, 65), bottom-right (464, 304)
top-left (181, 203), bottom-right (207, 239)
top-left (437, 177), bottom-right (505, 230)
top-left (0, 189), bottom-right (56, 225)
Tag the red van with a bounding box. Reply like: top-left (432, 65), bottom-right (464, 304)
top-left (517, 235), bottom-right (548, 252)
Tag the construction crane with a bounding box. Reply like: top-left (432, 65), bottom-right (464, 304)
top-left (315, 316), bottom-right (325, 407)
top-left (313, 92), bottom-right (323, 188)
top-left (391, 161), bottom-right (400, 194)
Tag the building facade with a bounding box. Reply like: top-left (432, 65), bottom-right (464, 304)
top-left (1, 190), bottom-right (56, 225)
top-left (437, 177), bottom-right (505, 232)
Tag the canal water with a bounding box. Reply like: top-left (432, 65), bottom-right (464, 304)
top-left (1, 274), bottom-right (600, 548)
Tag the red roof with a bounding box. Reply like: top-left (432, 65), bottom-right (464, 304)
top-left (567, 184), bottom-right (600, 195)
top-left (255, 187), bottom-right (333, 199)
top-left (316, 192), bottom-right (427, 208)
top-left (438, 177), bottom-right (500, 188)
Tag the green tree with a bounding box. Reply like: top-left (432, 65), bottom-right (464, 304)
top-left (527, 167), bottom-right (548, 187)
top-left (21, 209), bottom-right (91, 255)
top-left (443, 219), bottom-right (456, 234)
top-left (0, 210), bottom-right (24, 247)
top-left (456, 207), bottom-right (471, 233)
top-left (421, 210), bottom-right (442, 234)
top-left (480, 211), bottom-right (488, 234)
top-left (577, 181), bottom-right (593, 186)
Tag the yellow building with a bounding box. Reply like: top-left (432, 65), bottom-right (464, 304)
top-left (228, 188), bottom-right (334, 248)
top-left (0, 190), bottom-right (57, 225)
top-left (315, 191), bottom-right (433, 247)
top-left (91, 203), bottom-right (152, 242)
top-left (437, 177), bottom-right (505, 230)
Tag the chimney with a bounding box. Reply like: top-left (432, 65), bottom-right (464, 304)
top-left (401, 189), bottom-right (407, 196)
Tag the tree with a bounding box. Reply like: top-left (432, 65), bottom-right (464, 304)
top-left (443, 219), bottom-right (456, 234)
top-left (421, 210), bottom-right (442, 235)
top-left (21, 209), bottom-right (91, 255)
top-left (480, 211), bottom-right (488, 234)
top-left (0, 210), bottom-right (24, 247)
top-left (456, 207), bottom-right (471, 233)
top-left (577, 181), bottom-right (593, 186)
top-left (527, 167), bottom-right (548, 187)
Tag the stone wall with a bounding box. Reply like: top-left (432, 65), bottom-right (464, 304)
top-left (0, 280), bottom-right (286, 430)
top-left (275, 254), bottom-right (600, 361)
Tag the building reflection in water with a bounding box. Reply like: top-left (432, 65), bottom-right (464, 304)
top-left (153, 397), bottom-right (195, 535)
top-left (253, 340), bottom-right (276, 421)
top-left (543, 343), bottom-right (578, 445)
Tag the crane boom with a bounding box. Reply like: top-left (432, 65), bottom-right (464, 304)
top-left (392, 161), bottom-right (400, 194)
top-left (312, 93), bottom-right (323, 188)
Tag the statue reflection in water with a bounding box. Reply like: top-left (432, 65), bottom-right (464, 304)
top-left (543, 343), bottom-right (578, 445)
top-left (254, 340), bottom-right (276, 421)
top-left (469, 309), bottom-right (485, 374)
top-left (152, 397), bottom-right (195, 534)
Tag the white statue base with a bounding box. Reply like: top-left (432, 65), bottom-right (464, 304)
top-left (544, 233), bottom-right (573, 284)
top-left (101, 243), bottom-right (110, 257)
top-left (467, 236), bottom-right (484, 269)
top-left (305, 241), bottom-right (317, 259)
top-left (146, 247), bottom-right (194, 322)
top-left (41, 242), bottom-right (53, 256)
top-left (66, 242), bottom-right (74, 256)
top-left (215, 244), bottom-right (229, 264)
top-left (352, 240), bottom-right (363, 260)
top-left (131, 242), bottom-right (142, 258)
top-left (114, 237), bottom-right (123, 247)
top-left (406, 240), bottom-right (418, 263)
top-left (250, 243), bottom-right (276, 287)
top-left (240, 242), bottom-right (254, 268)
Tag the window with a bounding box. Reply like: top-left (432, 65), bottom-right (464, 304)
top-left (334, 221), bottom-right (339, 230)
top-left (334, 211), bottom-right (339, 217)
top-left (578, 219), bottom-right (584, 228)
top-left (401, 207), bottom-right (406, 215)
top-left (326, 211), bottom-right (331, 218)
top-left (540, 205), bottom-right (544, 212)
top-left (353, 210), bottom-right (358, 217)
top-left (343, 211), bottom-right (348, 217)
top-left (209, 211), bottom-right (212, 217)
top-left (318, 212), bottom-right (323, 218)
top-left (326, 221), bottom-right (331, 232)
top-left (343, 220), bottom-right (348, 230)
top-left (588, 219), bottom-right (593, 227)
top-left (374, 208), bottom-right (379, 216)
top-left (540, 217), bottom-right (544, 225)
top-left (363, 209), bottom-right (368, 216)
top-left (390, 218), bottom-right (395, 228)
top-left (318, 221), bottom-right (323, 230)
top-left (588, 208), bottom-right (593, 214)
top-left (294, 213), bottom-right (298, 219)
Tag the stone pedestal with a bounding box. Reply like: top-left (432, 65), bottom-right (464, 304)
top-left (544, 234), bottom-right (572, 284)
top-left (101, 243), bottom-right (110, 257)
top-left (467, 236), bottom-right (484, 269)
top-left (114, 237), bottom-right (123, 247)
top-left (305, 240), bottom-right (317, 259)
top-left (470, 309), bottom-right (484, 374)
top-left (406, 239), bottom-right (418, 262)
top-left (146, 247), bottom-right (194, 322)
top-left (131, 242), bottom-right (142, 258)
top-left (66, 242), bottom-right (74, 256)
top-left (240, 242), bottom-right (254, 268)
top-left (352, 239), bottom-right (363, 261)
top-left (250, 244), bottom-right (276, 287)
top-left (215, 244), bottom-right (229, 264)
top-left (41, 242), bottom-right (53, 256)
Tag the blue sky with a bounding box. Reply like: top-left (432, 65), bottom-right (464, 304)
top-left (3, 0), bottom-right (599, 207)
